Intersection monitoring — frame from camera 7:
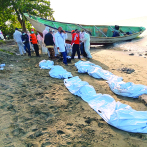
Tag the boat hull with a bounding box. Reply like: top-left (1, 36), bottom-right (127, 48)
top-left (25, 15), bottom-right (145, 45)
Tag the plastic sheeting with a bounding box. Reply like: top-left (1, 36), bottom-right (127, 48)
top-left (39, 60), bottom-right (54, 69)
top-left (107, 78), bottom-right (147, 98)
top-left (75, 60), bottom-right (122, 81)
top-left (49, 65), bottom-right (73, 79)
top-left (75, 61), bottom-right (147, 98)
top-left (64, 76), bottom-right (147, 133)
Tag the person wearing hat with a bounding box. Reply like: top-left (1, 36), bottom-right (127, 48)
top-left (13, 28), bottom-right (26, 55)
top-left (44, 30), bottom-right (56, 59)
top-left (30, 29), bottom-right (40, 56)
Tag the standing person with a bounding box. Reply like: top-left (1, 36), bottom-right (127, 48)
top-left (81, 32), bottom-right (92, 59)
top-left (13, 28), bottom-right (26, 55)
top-left (43, 26), bottom-right (50, 57)
top-left (71, 30), bottom-right (81, 59)
top-left (55, 27), bottom-right (68, 65)
top-left (21, 32), bottom-right (31, 56)
top-left (44, 30), bottom-right (56, 59)
top-left (30, 29), bottom-right (40, 57)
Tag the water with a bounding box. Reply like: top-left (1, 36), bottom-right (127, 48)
top-left (105, 16), bottom-right (147, 57)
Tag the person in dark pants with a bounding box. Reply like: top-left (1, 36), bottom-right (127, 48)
top-left (21, 32), bottom-right (31, 56)
top-left (71, 30), bottom-right (81, 59)
top-left (30, 29), bottom-right (40, 56)
top-left (44, 30), bottom-right (56, 59)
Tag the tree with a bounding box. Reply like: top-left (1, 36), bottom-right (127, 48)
top-left (0, 0), bottom-right (54, 32)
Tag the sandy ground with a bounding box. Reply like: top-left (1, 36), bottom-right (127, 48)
top-left (0, 42), bottom-right (147, 147)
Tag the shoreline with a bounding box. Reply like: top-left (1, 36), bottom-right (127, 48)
top-left (0, 43), bottom-right (147, 146)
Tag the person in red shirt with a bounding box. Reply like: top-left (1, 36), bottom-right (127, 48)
top-left (71, 30), bottom-right (81, 59)
top-left (30, 29), bottom-right (40, 57)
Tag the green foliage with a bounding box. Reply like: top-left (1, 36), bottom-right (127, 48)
top-left (0, 0), bottom-right (54, 38)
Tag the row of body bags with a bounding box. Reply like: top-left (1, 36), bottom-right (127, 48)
top-left (75, 61), bottom-right (147, 98)
top-left (39, 59), bottom-right (147, 133)
top-left (64, 76), bottom-right (147, 133)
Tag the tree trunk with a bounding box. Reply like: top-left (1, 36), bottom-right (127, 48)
top-left (22, 19), bottom-right (26, 32)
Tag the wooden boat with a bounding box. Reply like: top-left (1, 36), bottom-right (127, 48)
top-left (24, 13), bottom-right (146, 45)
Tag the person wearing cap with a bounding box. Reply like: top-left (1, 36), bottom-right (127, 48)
top-left (21, 32), bottom-right (31, 56)
top-left (43, 26), bottom-right (50, 57)
top-left (44, 30), bottom-right (56, 59)
top-left (13, 28), bottom-right (26, 55)
top-left (71, 30), bottom-right (81, 59)
top-left (55, 27), bottom-right (68, 65)
top-left (30, 29), bottom-right (40, 57)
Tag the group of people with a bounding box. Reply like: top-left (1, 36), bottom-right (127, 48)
top-left (13, 26), bottom-right (92, 65)
top-left (13, 28), bottom-right (41, 57)
top-left (43, 26), bottom-right (92, 65)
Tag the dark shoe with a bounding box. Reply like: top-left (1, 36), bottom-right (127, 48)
top-left (37, 55), bottom-right (41, 57)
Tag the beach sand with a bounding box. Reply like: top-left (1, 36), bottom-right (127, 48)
top-left (0, 42), bottom-right (147, 147)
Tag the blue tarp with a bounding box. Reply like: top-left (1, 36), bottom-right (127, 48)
top-left (64, 76), bottom-right (147, 133)
top-left (39, 60), bottom-right (54, 69)
top-left (49, 65), bottom-right (73, 79)
top-left (107, 78), bottom-right (147, 98)
top-left (75, 61), bottom-right (147, 98)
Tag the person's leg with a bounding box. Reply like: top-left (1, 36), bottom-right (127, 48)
top-left (83, 43), bottom-right (87, 57)
top-left (54, 45), bottom-right (59, 56)
top-left (84, 43), bottom-right (92, 59)
top-left (21, 42), bottom-right (26, 54)
top-left (30, 42), bottom-right (35, 51)
top-left (80, 42), bottom-right (84, 55)
top-left (33, 44), bottom-right (39, 56)
top-left (71, 44), bottom-right (76, 59)
top-left (17, 42), bottom-right (23, 55)
top-left (47, 49), bottom-right (50, 57)
top-left (76, 44), bottom-right (81, 59)
top-left (61, 52), bottom-right (67, 65)
top-left (26, 43), bottom-right (31, 56)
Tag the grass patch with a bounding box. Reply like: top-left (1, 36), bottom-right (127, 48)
top-left (0, 49), bottom-right (14, 55)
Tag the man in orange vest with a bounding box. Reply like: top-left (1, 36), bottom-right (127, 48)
top-left (71, 30), bottom-right (81, 59)
top-left (30, 29), bottom-right (40, 56)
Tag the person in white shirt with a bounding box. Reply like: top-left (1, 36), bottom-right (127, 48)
top-left (55, 27), bottom-right (68, 65)
top-left (81, 31), bottom-right (92, 59)
top-left (13, 28), bottom-right (26, 55)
